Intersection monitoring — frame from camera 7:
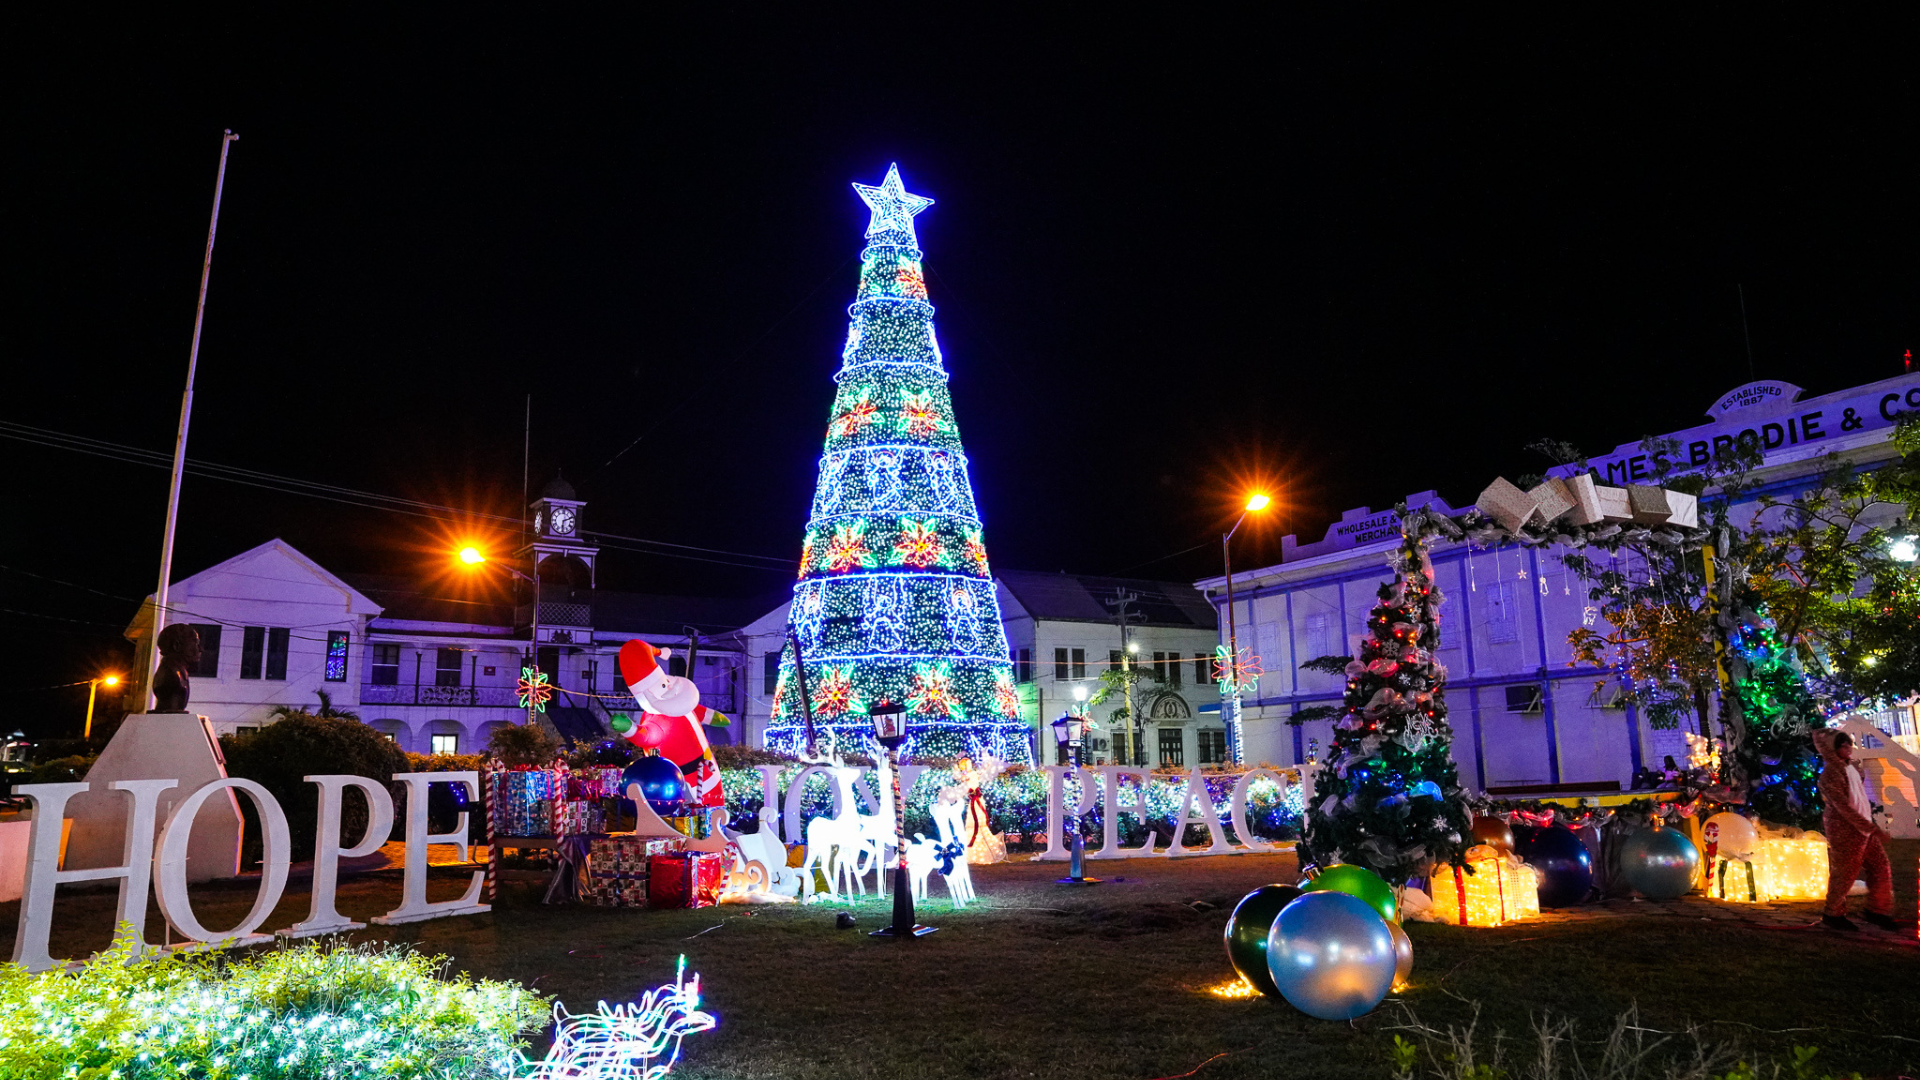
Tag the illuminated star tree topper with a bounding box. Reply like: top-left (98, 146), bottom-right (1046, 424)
top-left (853, 162), bottom-right (935, 245)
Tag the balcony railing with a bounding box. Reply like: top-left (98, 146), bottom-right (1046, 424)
top-left (360, 684), bottom-right (524, 708)
top-left (514, 602), bottom-right (593, 629)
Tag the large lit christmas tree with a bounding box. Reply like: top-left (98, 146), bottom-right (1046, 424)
top-left (1298, 516), bottom-right (1474, 884)
top-left (764, 165), bottom-right (1031, 764)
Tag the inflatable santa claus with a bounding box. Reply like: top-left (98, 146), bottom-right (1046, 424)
top-left (612, 639), bottom-right (728, 808)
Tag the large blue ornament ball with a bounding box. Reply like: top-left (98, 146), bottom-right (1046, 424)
top-left (1265, 891), bottom-right (1397, 1021)
top-left (1223, 885), bottom-right (1303, 997)
top-left (1516, 824), bottom-right (1592, 907)
top-left (1618, 827), bottom-right (1700, 900)
top-left (623, 756), bottom-right (690, 815)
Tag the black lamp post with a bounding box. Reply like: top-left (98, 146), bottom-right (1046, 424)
top-left (868, 701), bottom-right (936, 938)
top-left (1052, 709), bottom-right (1101, 886)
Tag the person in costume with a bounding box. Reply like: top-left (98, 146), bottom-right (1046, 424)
top-left (612, 639), bottom-right (728, 809)
top-left (1813, 729), bottom-right (1895, 932)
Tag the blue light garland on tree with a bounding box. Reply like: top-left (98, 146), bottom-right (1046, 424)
top-left (765, 164), bottom-right (1032, 765)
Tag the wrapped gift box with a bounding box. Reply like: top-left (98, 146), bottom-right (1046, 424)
top-left (582, 836), bottom-right (684, 908)
top-left (1476, 477), bottom-right (1537, 533)
top-left (1526, 478), bottom-right (1575, 524)
top-left (648, 850), bottom-right (727, 909)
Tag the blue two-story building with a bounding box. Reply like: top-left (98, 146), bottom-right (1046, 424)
top-left (1200, 375), bottom-right (1920, 794)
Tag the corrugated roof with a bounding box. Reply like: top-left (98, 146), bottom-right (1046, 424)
top-left (345, 571), bottom-right (772, 637)
top-left (997, 570), bottom-right (1217, 629)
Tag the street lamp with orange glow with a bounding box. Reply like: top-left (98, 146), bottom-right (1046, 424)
top-left (1221, 493), bottom-right (1271, 763)
top-left (84, 674), bottom-right (121, 739)
top-left (457, 546), bottom-right (543, 724)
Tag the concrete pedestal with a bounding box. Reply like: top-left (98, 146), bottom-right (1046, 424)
top-left (62, 713), bottom-right (242, 883)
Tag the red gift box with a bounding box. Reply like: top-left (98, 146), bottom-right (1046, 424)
top-left (647, 851), bottom-right (726, 909)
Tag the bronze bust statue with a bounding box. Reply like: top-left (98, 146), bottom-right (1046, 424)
top-left (152, 623), bottom-right (202, 713)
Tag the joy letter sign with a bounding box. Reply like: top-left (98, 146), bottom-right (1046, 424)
top-left (10, 772), bottom-right (487, 973)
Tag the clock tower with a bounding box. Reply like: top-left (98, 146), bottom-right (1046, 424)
top-left (520, 471), bottom-right (598, 645)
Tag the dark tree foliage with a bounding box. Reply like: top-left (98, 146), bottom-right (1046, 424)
top-left (221, 713), bottom-right (408, 864)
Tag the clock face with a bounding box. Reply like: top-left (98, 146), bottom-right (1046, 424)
top-left (551, 507), bottom-right (577, 535)
top-left (534, 510), bottom-right (545, 534)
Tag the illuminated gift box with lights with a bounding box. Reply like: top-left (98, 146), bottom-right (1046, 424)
top-left (1752, 832), bottom-right (1828, 901)
top-left (1428, 846), bottom-right (1540, 926)
top-left (1708, 831), bottom-right (1827, 902)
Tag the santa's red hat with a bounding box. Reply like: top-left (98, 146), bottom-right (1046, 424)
top-left (620, 639), bottom-right (669, 692)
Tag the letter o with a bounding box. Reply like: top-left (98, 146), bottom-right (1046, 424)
top-left (1908, 388), bottom-right (1920, 408)
top-left (154, 778), bottom-right (291, 945)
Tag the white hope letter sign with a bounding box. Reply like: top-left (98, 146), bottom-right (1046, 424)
top-left (10, 771), bottom-right (486, 972)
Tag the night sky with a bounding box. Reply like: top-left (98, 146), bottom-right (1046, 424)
top-left (8, 12), bottom-right (1916, 733)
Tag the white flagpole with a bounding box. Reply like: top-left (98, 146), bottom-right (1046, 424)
top-left (134, 129), bottom-right (238, 712)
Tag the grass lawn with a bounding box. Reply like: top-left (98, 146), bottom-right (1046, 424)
top-left (7, 843), bottom-right (1919, 1079)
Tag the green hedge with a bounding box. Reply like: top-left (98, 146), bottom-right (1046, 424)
top-left (0, 934), bottom-right (549, 1078)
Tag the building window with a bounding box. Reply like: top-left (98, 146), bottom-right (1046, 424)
top-left (430, 733), bottom-right (459, 755)
top-left (584, 659), bottom-right (598, 690)
top-left (241, 628), bottom-right (288, 681)
top-left (1168, 653), bottom-right (1182, 687)
top-left (235, 725), bottom-right (258, 737)
top-left (484, 665), bottom-right (496, 677)
top-left (1195, 653), bottom-right (1209, 686)
top-left (1110, 649), bottom-right (1123, 674)
top-left (1017, 648), bottom-right (1032, 682)
top-left (1197, 729), bottom-right (1227, 764)
top-left (239, 627), bottom-right (265, 679)
top-left (1054, 647), bottom-right (1069, 681)
top-left (1152, 651), bottom-right (1167, 680)
top-left (371, 644), bottom-right (401, 686)
top-left (764, 653), bottom-right (780, 695)
top-left (1304, 613), bottom-right (1331, 659)
top-left (264, 628), bottom-right (290, 680)
top-left (1485, 580), bottom-right (1520, 644)
top-left (1505, 684), bottom-right (1543, 713)
top-left (1158, 726), bottom-right (1185, 766)
top-left (186, 624), bottom-right (222, 678)
top-left (324, 631), bottom-right (350, 682)
top-left (1071, 648), bottom-right (1086, 680)
top-left (435, 648), bottom-right (463, 688)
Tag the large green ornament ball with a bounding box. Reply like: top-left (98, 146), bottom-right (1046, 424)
top-left (1301, 863), bottom-right (1397, 924)
top-left (1223, 885), bottom-right (1303, 997)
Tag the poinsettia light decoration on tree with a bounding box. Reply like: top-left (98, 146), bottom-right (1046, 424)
top-left (1296, 509), bottom-right (1475, 884)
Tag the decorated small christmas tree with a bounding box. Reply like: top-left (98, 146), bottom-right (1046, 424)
top-left (763, 165), bottom-right (1030, 764)
top-left (1298, 520), bottom-right (1474, 884)
top-left (1725, 606), bottom-right (1825, 830)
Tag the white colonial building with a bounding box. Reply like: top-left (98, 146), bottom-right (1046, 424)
top-left (126, 476), bottom-right (763, 755)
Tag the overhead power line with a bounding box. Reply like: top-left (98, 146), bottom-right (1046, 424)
top-left (0, 420), bottom-right (792, 570)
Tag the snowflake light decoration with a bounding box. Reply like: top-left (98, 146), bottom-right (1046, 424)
top-left (517, 666), bottom-right (553, 713)
top-left (1212, 645), bottom-right (1264, 696)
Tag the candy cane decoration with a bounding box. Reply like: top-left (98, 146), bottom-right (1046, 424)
top-left (485, 758), bottom-right (502, 904)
